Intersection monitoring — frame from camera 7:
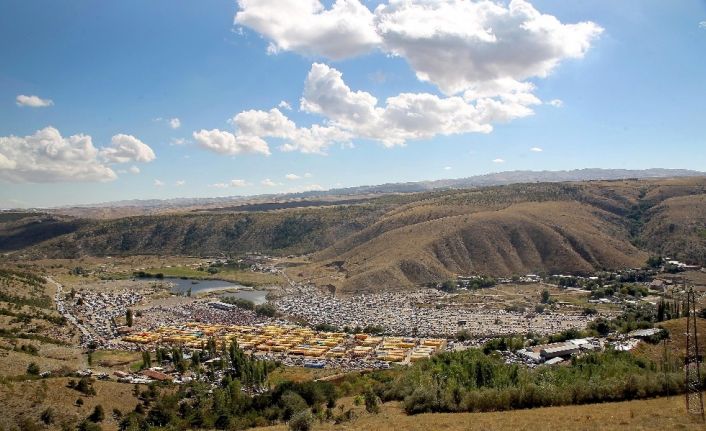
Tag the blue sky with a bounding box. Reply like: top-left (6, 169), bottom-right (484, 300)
top-left (0, 0), bottom-right (704, 208)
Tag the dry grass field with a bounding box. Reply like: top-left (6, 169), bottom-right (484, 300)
top-left (266, 366), bottom-right (343, 386)
top-left (0, 347), bottom-right (85, 377)
top-left (442, 283), bottom-right (615, 313)
top-left (633, 317), bottom-right (706, 364)
top-left (9, 256), bottom-right (285, 288)
top-left (254, 395), bottom-right (706, 431)
top-left (0, 378), bottom-right (140, 431)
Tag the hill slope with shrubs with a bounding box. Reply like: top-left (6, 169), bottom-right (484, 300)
top-left (2, 178), bottom-right (706, 291)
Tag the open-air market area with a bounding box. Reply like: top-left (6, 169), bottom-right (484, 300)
top-left (34, 256), bottom-right (706, 373)
top-left (1, 252), bottom-right (706, 430)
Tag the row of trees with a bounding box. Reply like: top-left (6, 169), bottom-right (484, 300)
top-left (380, 348), bottom-right (685, 415)
top-left (656, 298), bottom-right (691, 322)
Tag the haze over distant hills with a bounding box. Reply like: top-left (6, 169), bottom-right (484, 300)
top-left (18, 168), bottom-right (703, 218)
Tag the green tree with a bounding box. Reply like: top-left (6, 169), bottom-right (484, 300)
top-left (288, 410), bottom-right (313, 431)
top-left (126, 309), bottom-right (134, 327)
top-left (75, 377), bottom-right (96, 396)
top-left (255, 303), bottom-right (278, 317)
top-left (281, 391), bottom-right (308, 421)
top-left (455, 329), bottom-right (472, 342)
top-left (89, 405), bottom-right (105, 423)
top-left (141, 351), bottom-right (151, 369)
top-left (26, 362), bottom-right (40, 375)
top-left (646, 256), bottom-right (663, 268)
top-left (364, 389), bottom-right (380, 414)
top-left (540, 289), bottom-right (551, 304)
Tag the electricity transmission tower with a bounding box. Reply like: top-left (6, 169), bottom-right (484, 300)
top-left (685, 285), bottom-right (704, 421)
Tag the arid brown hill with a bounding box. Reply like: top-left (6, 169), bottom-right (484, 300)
top-left (303, 178), bottom-right (706, 292)
top-left (2, 178), bottom-right (705, 292)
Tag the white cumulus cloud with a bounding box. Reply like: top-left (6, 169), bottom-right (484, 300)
top-left (530, 147), bottom-right (543, 152)
top-left (492, 158), bottom-right (505, 163)
top-left (235, 0), bottom-right (381, 60)
top-left (100, 134), bottom-right (156, 164)
top-left (547, 99), bottom-right (564, 108)
top-left (128, 165), bottom-right (141, 174)
top-left (203, 1), bottom-right (602, 155)
top-left (300, 63), bottom-right (536, 146)
top-left (233, 107), bottom-right (351, 154)
top-left (237, 0), bottom-right (602, 97)
top-left (0, 127), bottom-right (154, 183)
top-left (0, 153), bottom-right (17, 170)
top-left (175, 180), bottom-right (186, 186)
top-left (261, 178), bottom-right (281, 187)
top-left (16, 94), bottom-right (54, 108)
top-left (205, 63), bottom-right (540, 154)
top-left (700, 21), bottom-right (706, 29)
top-left (285, 173), bottom-right (301, 180)
top-left (154, 179), bottom-right (165, 187)
top-left (169, 118), bottom-right (181, 129)
top-left (278, 100), bottom-right (292, 110)
top-left (375, 0), bottom-right (603, 96)
top-left (193, 129), bottom-right (271, 156)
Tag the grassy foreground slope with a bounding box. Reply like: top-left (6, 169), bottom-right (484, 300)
top-left (253, 395), bottom-right (706, 431)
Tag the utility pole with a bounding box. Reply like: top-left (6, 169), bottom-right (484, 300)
top-left (685, 284), bottom-right (704, 421)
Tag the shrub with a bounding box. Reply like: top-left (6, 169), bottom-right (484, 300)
top-left (280, 391), bottom-right (308, 421)
top-left (288, 410), bottom-right (314, 431)
top-left (89, 405), bottom-right (105, 422)
top-left (40, 407), bottom-right (55, 425)
top-left (255, 303), bottom-right (278, 318)
top-left (26, 362), bottom-right (40, 375)
top-left (364, 389), bottom-right (380, 414)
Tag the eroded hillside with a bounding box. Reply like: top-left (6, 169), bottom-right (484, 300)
top-left (302, 178), bottom-right (706, 292)
top-left (2, 178), bottom-right (705, 292)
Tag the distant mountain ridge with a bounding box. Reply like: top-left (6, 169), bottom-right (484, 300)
top-left (321, 168), bottom-right (705, 195)
top-left (40, 168), bottom-right (704, 215)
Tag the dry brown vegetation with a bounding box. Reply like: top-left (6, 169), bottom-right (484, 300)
top-left (3, 178), bottom-right (706, 294)
top-left (302, 178), bottom-right (706, 292)
top-left (0, 378), bottom-right (139, 431)
top-left (253, 394), bottom-right (706, 431)
top-left (633, 317), bottom-right (706, 364)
